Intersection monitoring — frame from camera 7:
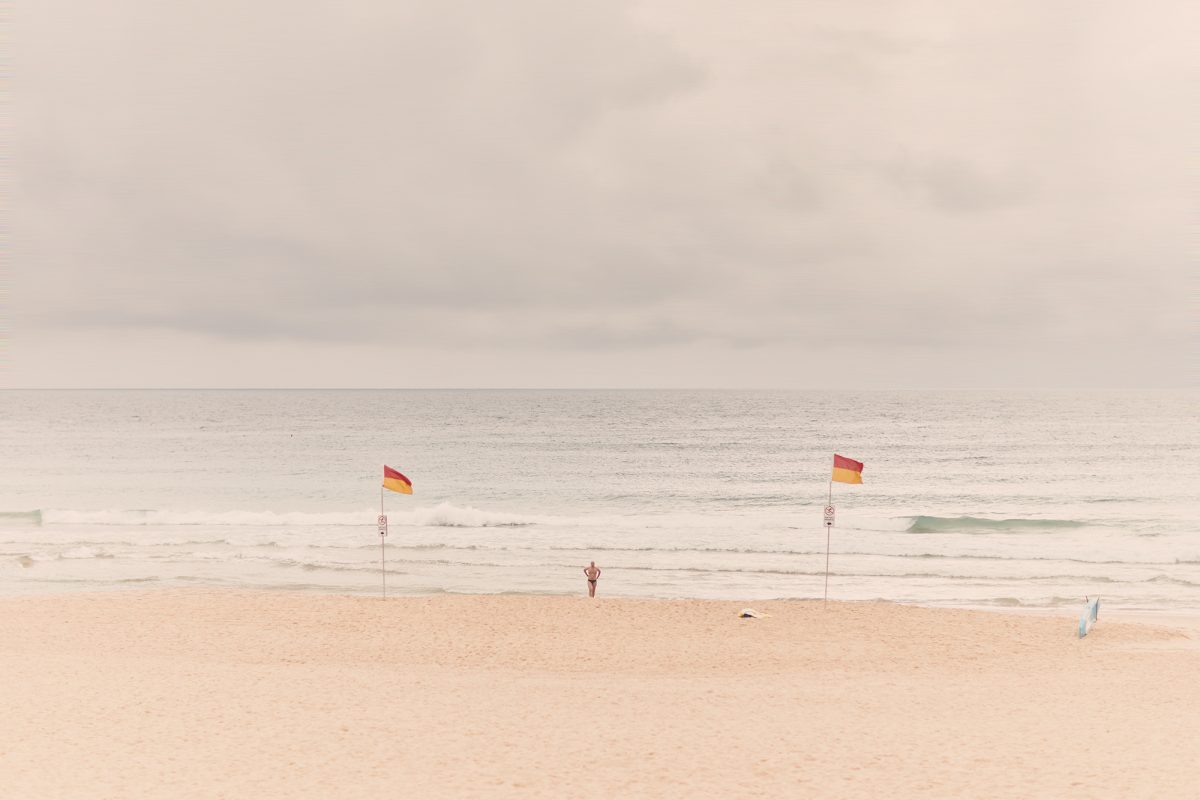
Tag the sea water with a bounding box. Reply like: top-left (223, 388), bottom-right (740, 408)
top-left (1, 390), bottom-right (1197, 611)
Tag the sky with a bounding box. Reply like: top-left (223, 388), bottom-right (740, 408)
top-left (4, 0), bottom-right (1196, 388)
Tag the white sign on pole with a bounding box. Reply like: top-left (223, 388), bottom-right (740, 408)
top-left (823, 505), bottom-right (835, 527)
top-left (378, 514), bottom-right (388, 536)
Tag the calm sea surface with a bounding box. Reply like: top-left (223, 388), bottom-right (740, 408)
top-left (1, 390), bottom-right (1197, 611)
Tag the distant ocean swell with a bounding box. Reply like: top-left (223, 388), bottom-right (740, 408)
top-left (0, 504), bottom-right (555, 528)
top-left (2, 508), bottom-right (1100, 535)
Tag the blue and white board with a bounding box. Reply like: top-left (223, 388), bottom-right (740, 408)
top-left (1077, 597), bottom-right (1100, 638)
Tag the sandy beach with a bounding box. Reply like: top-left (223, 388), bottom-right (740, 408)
top-left (2, 590), bottom-right (1198, 799)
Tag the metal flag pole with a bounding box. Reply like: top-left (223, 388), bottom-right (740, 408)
top-left (824, 477), bottom-right (832, 604)
top-left (380, 485), bottom-right (386, 600)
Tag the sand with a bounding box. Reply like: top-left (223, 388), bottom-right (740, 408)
top-left (2, 590), bottom-right (1198, 799)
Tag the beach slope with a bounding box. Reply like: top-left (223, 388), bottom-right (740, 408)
top-left (2, 591), bottom-right (1197, 798)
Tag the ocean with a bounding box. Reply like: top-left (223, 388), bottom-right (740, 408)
top-left (1, 390), bottom-right (1197, 611)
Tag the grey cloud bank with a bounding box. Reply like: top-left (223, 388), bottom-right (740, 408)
top-left (7, 0), bottom-right (1195, 388)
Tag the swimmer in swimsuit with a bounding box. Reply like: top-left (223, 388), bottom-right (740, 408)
top-left (583, 561), bottom-right (601, 598)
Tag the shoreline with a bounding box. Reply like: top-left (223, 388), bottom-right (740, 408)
top-left (5, 582), bottom-right (1199, 633)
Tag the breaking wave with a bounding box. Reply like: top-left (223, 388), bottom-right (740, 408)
top-left (904, 515), bottom-right (1088, 534)
top-left (16, 503), bottom-right (557, 529)
top-left (0, 510), bottom-right (43, 526)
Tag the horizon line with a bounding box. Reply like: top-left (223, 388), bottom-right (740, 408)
top-left (1, 386), bottom-right (1195, 392)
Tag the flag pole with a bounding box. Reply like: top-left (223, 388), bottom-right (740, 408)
top-left (380, 485), bottom-right (386, 600)
top-left (824, 477), bottom-right (832, 604)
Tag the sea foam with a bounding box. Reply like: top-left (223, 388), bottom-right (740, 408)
top-left (35, 502), bottom-right (558, 529)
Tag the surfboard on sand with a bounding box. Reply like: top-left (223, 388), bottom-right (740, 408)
top-left (1078, 597), bottom-right (1100, 638)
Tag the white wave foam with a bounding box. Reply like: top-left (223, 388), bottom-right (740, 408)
top-left (59, 546), bottom-right (113, 560)
top-left (39, 502), bottom-right (561, 529)
top-left (393, 502), bottom-right (556, 528)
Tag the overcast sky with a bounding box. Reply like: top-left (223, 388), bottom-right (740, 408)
top-left (6, 0), bottom-right (1195, 388)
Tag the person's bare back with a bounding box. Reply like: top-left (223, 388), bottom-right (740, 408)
top-left (583, 561), bottom-right (601, 597)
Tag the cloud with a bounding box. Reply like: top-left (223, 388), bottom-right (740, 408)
top-left (8, 0), bottom-right (1195, 387)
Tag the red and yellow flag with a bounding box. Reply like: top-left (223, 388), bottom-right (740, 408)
top-left (832, 454), bottom-right (864, 484)
top-left (382, 465), bottom-right (413, 495)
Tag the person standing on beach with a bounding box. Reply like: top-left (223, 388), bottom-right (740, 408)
top-left (583, 561), bottom-right (601, 597)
